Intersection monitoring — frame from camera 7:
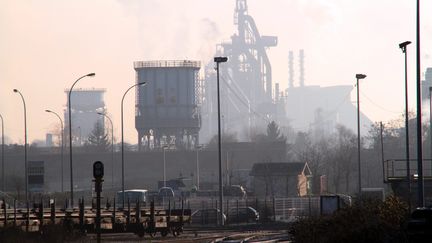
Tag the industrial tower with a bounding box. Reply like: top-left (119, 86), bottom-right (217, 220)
top-left (64, 88), bottom-right (106, 146)
top-left (202, 0), bottom-right (278, 141)
top-left (134, 60), bottom-right (202, 150)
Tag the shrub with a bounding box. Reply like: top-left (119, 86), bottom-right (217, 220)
top-left (289, 195), bottom-right (409, 243)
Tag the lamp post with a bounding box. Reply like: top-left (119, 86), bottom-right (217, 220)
top-left (121, 82), bottom-right (146, 208)
top-left (45, 110), bottom-right (64, 193)
top-left (214, 56), bottom-right (228, 225)
top-left (162, 145), bottom-right (168, 188)
top-left (195, 145), bottom-right (203, 190)
top-left (399, 41), bottom-right (412, 206)
top-left (429, 87), bottom-right (432, 177)
top-left (68, 73), bottom-right (95, 207)
top-left (97, 112), bottom-right (114, 189)
top-left (0, 114), bottom-right (4, 192)
top-left (415, 0), bottom-right (424, 208)
top-left (355, 74), bottom-right (367, 198)
top-left (13, 89), bottom-right (28, 203)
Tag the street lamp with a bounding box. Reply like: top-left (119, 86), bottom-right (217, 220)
top-left (214, 56), bottom-right (228, 225)
top-left (399, 40), bottom-right (412, 206)
top-left (121, 82), bottom-right (146, 208)
top-left (68, 72), bottom-right (95, 207)
top-left (195, 145), bottom-right (203, 190)
top-left (0, 114), bottom-right (4, 192)
top-left (429, 87), bottom-right (432, 185)
top-left (13, 89), bottom-right (28, 203)
top-left (97, 112), bottom-right (114, 189)
top-left (415, 0), bottom-right (424, 208)
top-left (355, 74), bottom-right (366, 198)
top-left (45, 110), bottom-right (65, 193)
top-left (162, 145), bottom-right (169, 188)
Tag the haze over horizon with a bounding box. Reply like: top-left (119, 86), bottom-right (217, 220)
top-left (1, 0), bottom-right (432, 144)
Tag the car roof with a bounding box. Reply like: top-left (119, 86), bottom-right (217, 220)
top-left (228, 206), bottom-right (256, 211)
top-left (117, 189), bottom-right (148, 193)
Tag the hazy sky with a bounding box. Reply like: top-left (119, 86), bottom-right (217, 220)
top-left (1, 0), bottom-right (432, 144)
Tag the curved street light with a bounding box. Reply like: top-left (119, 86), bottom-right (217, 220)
top-left (399, 41), bottom-right (412, 208)
top-left (355, 74), bottom-right (366, 198)
top-left (68, 73), bottom-right (95, 207)
top-left (121, 81), bottom-right (146, 208)
top-left (0, 114), bottom-right (4, 192)
top-left (13, 89), bottom-right (28, 203)
top-left (45, 109), bottom-right (64, 193)
top-left (415, 0), bottom-right (424, 208)
top-left (97, 112), bottom-right (114, 189)
top-left (214, 56), bottom-right (228, 226)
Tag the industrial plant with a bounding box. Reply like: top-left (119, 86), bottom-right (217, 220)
top-left (64, 88), bottom-right (106, 146)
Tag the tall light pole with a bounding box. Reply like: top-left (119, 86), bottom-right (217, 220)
top-left (0, 114), bottom-right (4, 192)
top-left (13, 89), bottom-right (28, 203)
top-left (415, 0), bottom-right (424, 208)
top-left (162, 145), bottom-right (168, 188)
top-left (195, 145), bottom-right (203, 190)
top-left (214, 56), bottom-right (228, 225)
top-left (399, 41), bottom-right (412, 207)
top-left (429, 87), bottom-right (432, 180)
top-left (45, 110), bottom-right (64, 193)
top-left (68, 73), bottom-right (95, 207)
top-left (121, 82), bottom-right (146, 208)
top-left (97, 112), bottom-right (114, 189)
top-left (355, 74), bottom-right (367, 198)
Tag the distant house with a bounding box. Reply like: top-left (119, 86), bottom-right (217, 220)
top-left (249, 162), bottom-right (312, 197)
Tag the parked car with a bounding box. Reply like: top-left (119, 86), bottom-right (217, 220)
top-left (116, 189), bottom-right (148, 206)
top-left (191, 208), bottom-right (226, 225)
top-left (158, 187), bottom-right (175, 198)
top-left (226, 207), bottom-right (259, 224)
top-left (223, 185), bottom-right (246, 198)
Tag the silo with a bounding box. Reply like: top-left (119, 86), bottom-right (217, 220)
top-left (134, 60), bottom-right (201, 150)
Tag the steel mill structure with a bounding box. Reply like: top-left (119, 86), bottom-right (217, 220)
top-left (134, 60), bottom-right (202, 150)
top-left (201, 0), bottom-right (280, 141)
top-left (64, 88), bottom-right (106, 146)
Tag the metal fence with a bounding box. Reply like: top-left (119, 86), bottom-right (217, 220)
top-left (156, 196), bottom-right (321, 224)
top-left (274, 197), bottom-right (320, 222)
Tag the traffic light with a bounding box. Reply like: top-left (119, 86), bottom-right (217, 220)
top-left (93, 161), bottom-right (104, 179)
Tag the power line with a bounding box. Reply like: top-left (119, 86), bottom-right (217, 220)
top-left (359, 90), bottom-right (402, 114)
top-left (292, 85), bottom-right (355, 130)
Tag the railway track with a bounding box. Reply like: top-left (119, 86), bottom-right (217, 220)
top-left (85, 226), bottom-right (291, 242)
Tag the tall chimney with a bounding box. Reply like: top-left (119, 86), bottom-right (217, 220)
top-left (288, 51), bottom-right (294, 88)
top-left (299, 49), bottom-right (305, 87)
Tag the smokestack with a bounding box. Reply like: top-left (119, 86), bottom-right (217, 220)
top-left (275, 83), bottom-right (280, 102)
top-left (288, 51), bottom-right (294, 88)
top-left (299, 49), bottom-right (305, 87)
